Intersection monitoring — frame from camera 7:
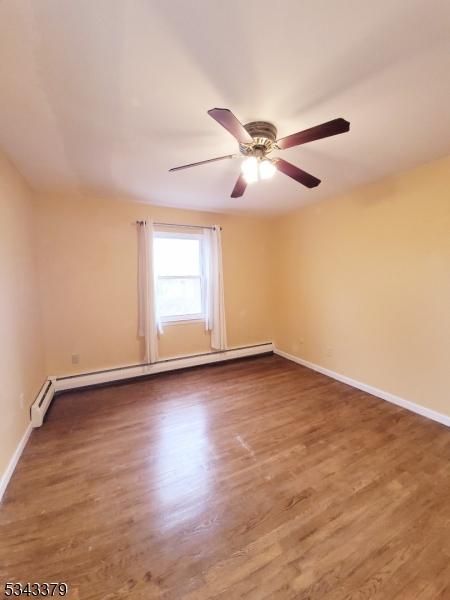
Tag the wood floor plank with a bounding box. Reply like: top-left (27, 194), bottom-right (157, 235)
top-left (1, 355), bottom-right (449, 599)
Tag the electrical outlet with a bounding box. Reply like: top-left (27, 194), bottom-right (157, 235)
top-left (71, 353), bottom-right (80, 365)
top-left (19, 393), bottom-right (25, 409)
top-left (326, 345), bottom-right (333, 357)
top-left (299, 337), bottom-right (305, 345)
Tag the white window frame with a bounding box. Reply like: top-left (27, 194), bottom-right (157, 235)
top-left (154, 230), bottom-right (206, 324)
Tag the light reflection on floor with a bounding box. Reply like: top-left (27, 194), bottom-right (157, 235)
top-left (154, 399), bottom-right (214, 529)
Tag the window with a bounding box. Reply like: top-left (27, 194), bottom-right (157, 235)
top-left (154, 232), bottom-right (206, 323)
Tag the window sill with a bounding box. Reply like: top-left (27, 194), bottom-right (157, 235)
top-left (161, 317), bottom-right (206, 327)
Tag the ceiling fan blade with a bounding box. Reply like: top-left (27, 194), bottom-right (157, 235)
top-left (231, 173), bottom-right (247, 198)
top-left (275, 158), bottom-right (321, 188)
top-left (208, 108), bottom-right (253, 144)
top-left (169, 154), bottom-right (235, 172)
top-left (277, 118), bottom-right (350, 150)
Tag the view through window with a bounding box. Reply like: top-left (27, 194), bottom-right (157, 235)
top-left (154, 233), bottom-right (205, 321)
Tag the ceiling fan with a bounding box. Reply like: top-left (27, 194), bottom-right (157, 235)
top-left (169, 108), bottom-right (350, 198)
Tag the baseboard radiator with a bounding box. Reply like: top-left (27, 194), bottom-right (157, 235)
top-left (0, 343), bottom-right (272, 501)
top-left (31, 378), bottom-right (57, 428)
top-left (30, 343), bottom-right (274, 428)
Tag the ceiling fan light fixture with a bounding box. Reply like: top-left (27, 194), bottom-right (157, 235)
top-left (259, 159), bottom-right (276, 180)
top-left (241, 156), bottom-right (258, 183)
top-left (170, 108), bottom-right (350, 198)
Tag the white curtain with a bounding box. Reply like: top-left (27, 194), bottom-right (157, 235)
top-left (137, 221), bottom-right (162, 364)
top-left (205, 225), bottom-right (227, 351)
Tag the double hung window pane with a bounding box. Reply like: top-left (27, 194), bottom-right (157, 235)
top-left (157, 277), bottom-right (202, 317)
top-left (154, 238), bottom-right (201, 277)
top-left (154, 237), bottom-right (203, 318)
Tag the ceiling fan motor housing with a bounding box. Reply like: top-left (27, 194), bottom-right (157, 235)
top-left (240, 121), bottom-right (278, 156)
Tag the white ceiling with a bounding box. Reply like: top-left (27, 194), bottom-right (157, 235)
top-left (0, 0), bottom-right (449, 215)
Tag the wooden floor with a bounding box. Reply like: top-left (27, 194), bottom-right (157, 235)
top-left (1, 355), bottom-right (449, 599)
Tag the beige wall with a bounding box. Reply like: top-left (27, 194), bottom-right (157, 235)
top-left (3, 152), bottom-right (449, 482)
top-left (34, 194), bottom-right (273, 375)
top-left (273, 155), bottom-right (450, 417)
top-left (0, 154), bottom-right (45, 477)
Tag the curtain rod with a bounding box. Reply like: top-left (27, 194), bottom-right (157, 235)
top-left (135, 220), bottom-right (221, 231)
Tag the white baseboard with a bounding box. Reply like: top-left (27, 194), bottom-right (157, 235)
top-left (3, 344), bottom-right (446, 502)
top-left (274, 348), bottom-right (450, 428)
top-left (0, 423), bottom-right (32, 503)
top-left (55, 343), bottom-right (274, 392)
